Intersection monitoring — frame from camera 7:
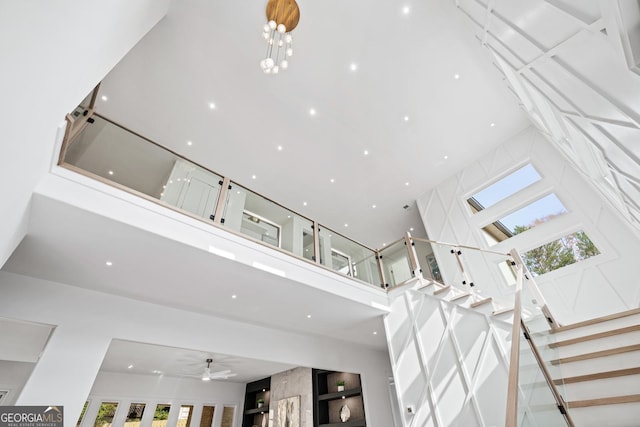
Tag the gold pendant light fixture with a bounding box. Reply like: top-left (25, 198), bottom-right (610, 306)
top-left (260, 0), bottom-right (300, 74)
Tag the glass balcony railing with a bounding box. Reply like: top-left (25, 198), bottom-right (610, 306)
top-left (60, 111), bottom-right (405, 289)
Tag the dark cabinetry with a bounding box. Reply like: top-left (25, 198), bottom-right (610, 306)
top-left (242, 377), bottom-right (271, 427)
top-left (312, 370), bottom-right (366, 427)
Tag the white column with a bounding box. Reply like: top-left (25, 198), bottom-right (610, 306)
top-left (16, 324), bottom-right (111, 427)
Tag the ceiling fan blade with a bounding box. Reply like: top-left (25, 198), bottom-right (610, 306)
top-left (212, 369), bottom-right (232, 376)
top-left (211, 372), bottom-right (237, 379)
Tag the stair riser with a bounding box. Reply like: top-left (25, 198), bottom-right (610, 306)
top-left (561, 375), bottom-right (640, 401)
top-left (551, 313), bottom-right (640, 341)
top-left (554, 350), bottom-right (640, 378)
top-left (569, 402), bottom-right (640, 427)
top-left (554, 330), bottom-right (640, 359)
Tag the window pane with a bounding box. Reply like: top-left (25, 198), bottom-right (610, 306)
top-left (199, 406), bottom-right (215, 427)
top-left (125, 403), bottom-right (146, 427)
top-left (221, 407), bottom-right (235, 427)
top-left (482, 194), bottom-right (568, 245)
top-left (177, 405), bottom-right (193, 427)
top-left (521, 231), bottom-right (600, 276)
top-left (95, 402), bottom-right (118, 427)
top-left (153, 404), bottom-right (171, 427)
top-left (501, 194), bottom-right (567, 233)
top-left (76, 401), bottom-right (89, 427)
top-left (468, 164), bottom-right (541, 210)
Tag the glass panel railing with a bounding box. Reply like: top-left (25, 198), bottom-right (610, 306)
top-left (221, 182), bottom-right (315, 261)
top-left (317, 225), bottom-right (381, 287)
top-left (412, 238), bottom-right (441, 283)
top-left (64, 115), bottom-right (223, 222)
top-left (516, 322), bottom-right (569, 426)
top-left (418, 239), bottom-right (512, 298)
top-left (379, 239), bottom-right (413, 287)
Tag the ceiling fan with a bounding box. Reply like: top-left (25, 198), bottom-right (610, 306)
top-left (201, 358), bottom-right (238, 381)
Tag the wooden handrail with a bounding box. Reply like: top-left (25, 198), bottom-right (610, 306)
top-left (505, 255), bottom-right (523, 427)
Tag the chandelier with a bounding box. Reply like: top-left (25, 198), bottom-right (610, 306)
top-left (260, 0), bottom-right (300, 74)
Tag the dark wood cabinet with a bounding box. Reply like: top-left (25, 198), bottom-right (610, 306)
top-left (242, 377), bottom-right (271, 427)
top-left (312, 370), bottom-right (366, 427)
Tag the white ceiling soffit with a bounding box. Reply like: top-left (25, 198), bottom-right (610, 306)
top-left (100, 339), bottom-right (297, 383)
top-left (455, 0), bottom-right (640, 233)
top-left (0, 317), bottom-right (53, 363)
top-left (95, 0), bottom-right (531, 249)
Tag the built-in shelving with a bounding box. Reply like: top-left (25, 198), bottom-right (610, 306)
top-left (242, 377), bottom-right (271, 427)
top-left (312, 370), bottom-right (366, 427)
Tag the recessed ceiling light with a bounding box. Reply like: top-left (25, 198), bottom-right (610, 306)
top-left (382, 243), bottom-right (387, 247)
top-left (410, 227), bottom-right (414, 231)
top-left (187, 141), bottom-right (193, 146)
top-left (108, 170), bottom-right (114, 175)
top-left (364, 150), bottom-right (369, 156)
top-left (252, 175), bottom-right (257, 179)
top-left (402, 5), bottom-right (410, 15)
top-left (287, 215), bottom-right (292, 218)
top-left (307, 314), bottom-right (311, 319)
top-left (344, 224), bottom-right (349, 227)
top-left (101, 95), bottom-right (108, 101)
top-left (105, 261), bottom-right (113, 266)
top-left (209, 102), bottom-right (216, 109)
top-left (490, 122), bottom-right (496, 127)
top-left (127, 364), bottom-right (134, 369)
top-left (303, 201), bottom-right (307, 206)
top-left (372, 204), bottom-right (376, 209)
top-left (373, 331), bottom-right (378, 335)
top-left (454, 73), bottom-right (460, 79)
top-left (330, 178), bottom-right (335, 183)
top-left (277, 145), bottom-right (283, 151)
top-left (404, 116), bottom-right (410, 122)
top-left (350, 62), bottom-right (358, 71)
top-left (405, 182), bottom-right (410, 186)
top-left (152, 370), bottom-right (162, 374)
top-left (444, 155), bottom-right (448, 160)
top-left (232, 294), bottom-right (237, 299)
top-left (309, 108), bottom-right (316, 116)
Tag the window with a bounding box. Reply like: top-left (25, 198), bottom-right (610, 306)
top-left (76, 401), bottom-right (89, 427)
top-left (94, 402), bottom-right (118, 427)
top-left (125, 403), bottom-right (146, 427)
top-left (153, 404), bottom-right (171, 427)
top-left (199, 406), bottom-right (215, 427)
top-left (177, 405), bottom-right (193, 427)
top-left (0, 390), bottom-right (7, 405)
top-left (468, 164), bottom-right (541, 210)
top-left (220, 406), bottom-right (235, 427)
top-left (481, 194), bottom-right (568, 245)
top-left (521, 231), bottom-right (600, 276)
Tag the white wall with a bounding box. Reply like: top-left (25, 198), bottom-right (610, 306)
top-left (0, 0), bottom-right (170, 267)
top-left (417, 127), bottom-right (640, 324)
top-left (0, 361), bottom-right (36, 405)
top-left (84, 371), bottom-right (245, 427)
top-left (384, 289), bottom-right (513, 427)
top-left (0, 271), bottom-right (394, 427)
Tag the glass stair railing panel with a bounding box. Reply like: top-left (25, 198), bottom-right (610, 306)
top-left (63, 115), bottom-right (224, 222)
top-left (379, 239), bottom-right (413, 288)
top-left (317, 224), bottom-right (381, 288)
top-left (219, 181), bottom-right (315, 262)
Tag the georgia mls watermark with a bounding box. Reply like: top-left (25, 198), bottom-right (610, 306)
top-left (0, 407), bottom-right (63, 427)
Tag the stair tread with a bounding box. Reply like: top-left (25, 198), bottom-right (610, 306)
top-left (470, 297), bottom-right (492, 308)
top-left (448, 292), bottom-right (471, 301)
top-left (567, 394), bottom-right (640, 408)
top-left (492, 306), bottom-right (514, 316)
top-left (433, 285), bottom-right (451, 295)
top-left (552, 308), bottom-right (640, 333)
top-left (549, 324), bottom-right (640, 348)
top-left (550, 344), bottom-right (640, 365)
top-left (553, 367), bottom-right (640, 384)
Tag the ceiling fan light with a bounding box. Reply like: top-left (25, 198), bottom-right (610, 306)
top-left (202, 368), bottom-right (211, 381)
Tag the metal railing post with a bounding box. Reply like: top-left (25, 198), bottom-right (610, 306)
top-left (376, 250), bottom-right (387, 289)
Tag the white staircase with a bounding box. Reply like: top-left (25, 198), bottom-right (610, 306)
top-left (534, 308), bottom-right (640, 426)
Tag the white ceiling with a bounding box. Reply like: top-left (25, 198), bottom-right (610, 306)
top-left (100, 340), bottom-right (297, 383)
top-left (0, 317), bottom-right (53, 363)
top-left (95, 0), bottom-right (531, 249)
